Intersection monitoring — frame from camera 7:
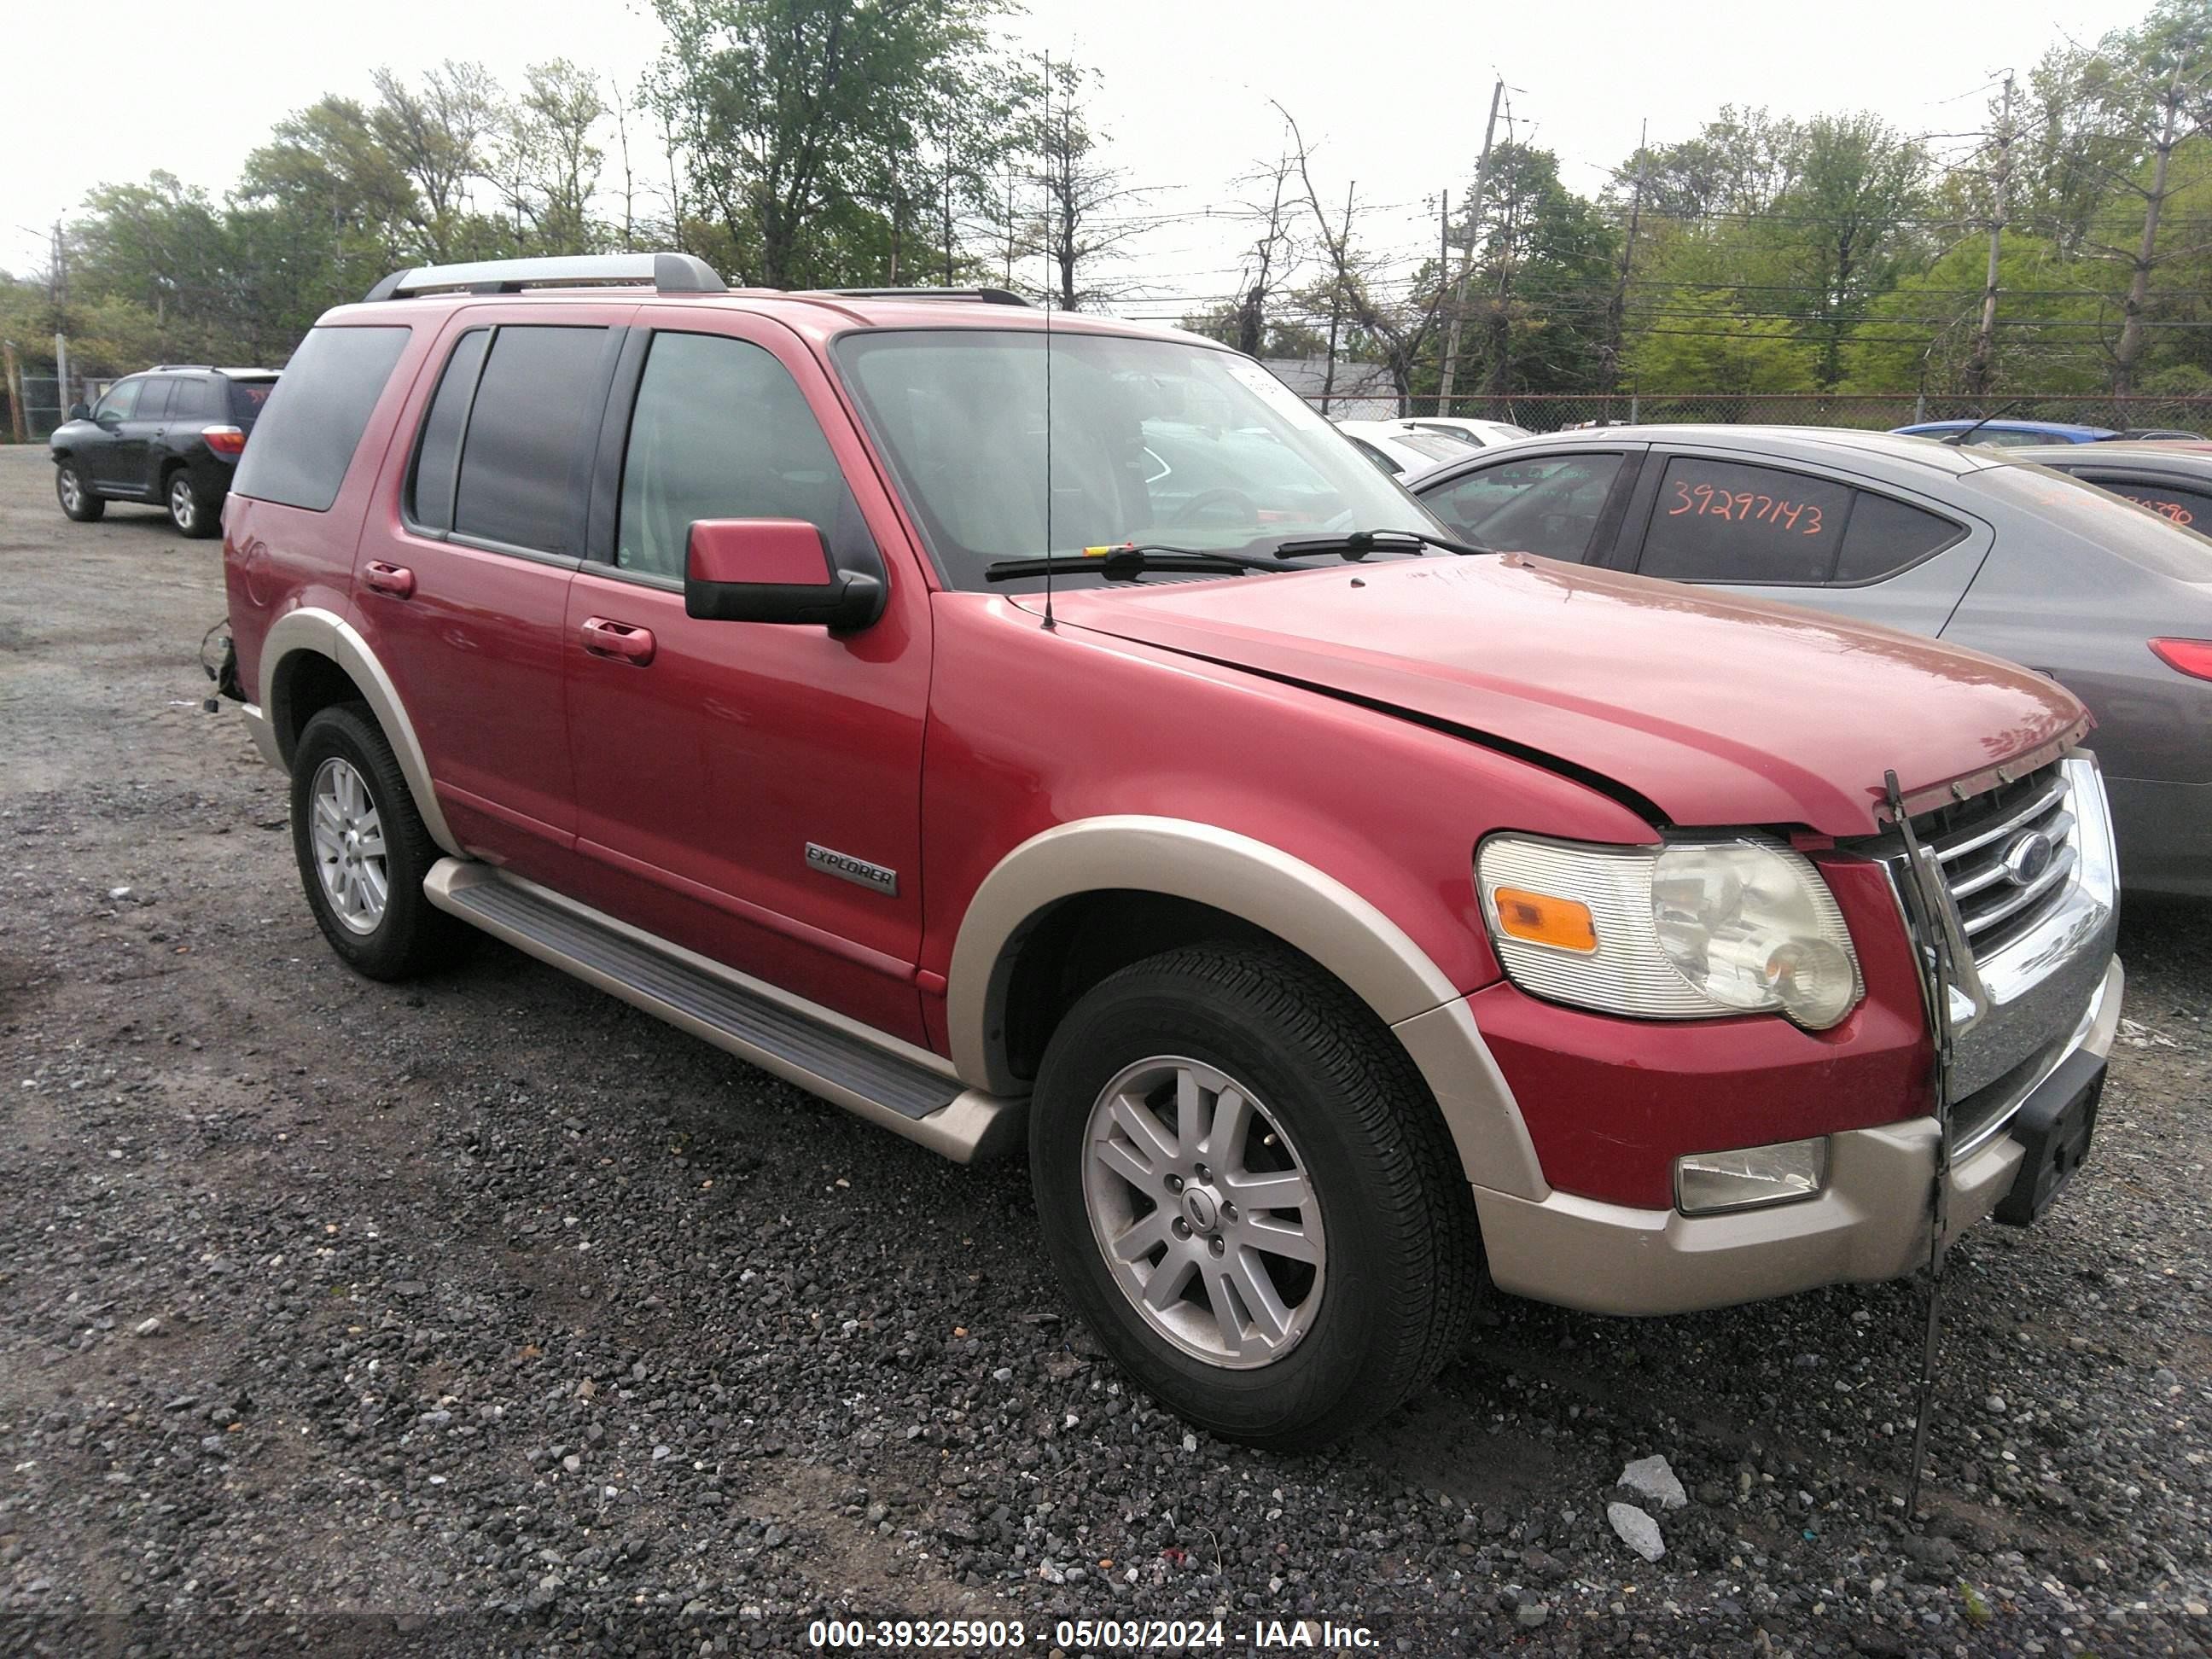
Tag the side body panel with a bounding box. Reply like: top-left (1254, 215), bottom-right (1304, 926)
top-left (1609, 438), bottom-right (1994, 637)
top-left (225, 322), bottom-right (428, 747)
top-left (917, 591), bottom-right (1668, 1190)
top-left (346, 303), bottom-right (640, 892)
top-left (561, 304), bottom-right (937, 1043)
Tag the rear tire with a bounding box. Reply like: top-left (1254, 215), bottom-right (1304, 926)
top-left (167, 469), bottom-right (219, 538)
top-left (289, 703), bottom-right (469, 981)
top-left (55, 463), bottom-right (104, 521)
top-left (1029, 943), bottom-right (1482, 1450)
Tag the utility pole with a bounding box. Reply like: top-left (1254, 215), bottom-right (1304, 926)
top-left (1321, 179), bottom-right (1353, 414)
top-left (1965, 73), bottom-right (2014, 402)
top-left (1602, 118), bottom-right (1647, 398)
top-left (3, 340), bottom-right (26, 444)
top-left (1435, 78), bottom-right (1504, 416)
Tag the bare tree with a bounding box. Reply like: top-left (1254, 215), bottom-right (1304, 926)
top-left (1027, 56), bottom-right (1148, 309)
top-left (1273, 103), bottom-right (1444, 406)
top-left (1229, 150), bottom-right (1301, 357)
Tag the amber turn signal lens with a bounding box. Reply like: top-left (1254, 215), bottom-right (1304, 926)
top-left (1490, 887), bottom-right (1598, 952)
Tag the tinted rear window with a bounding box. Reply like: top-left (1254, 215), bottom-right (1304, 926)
top-left (1832, 493), bottom-right (1964, 581)
top-left (171, 378), bottom-right (223, 420)
top-left (232, 329), bottom-right (409, 511)
top-left (1641, 457), bottom-right (1854, 583)
top-left (227, 379), bottom-right (276, 427)
top-left (451, 326), bottom-right (613, 556)
top-left (407, 329), bottom-right (491, 533)
top-left (137, 379), bottom-right (176, 420)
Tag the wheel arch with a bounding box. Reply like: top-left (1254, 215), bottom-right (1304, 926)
top-left (258, 607), bottom-right (461, 857)
top-left (946, 817), bottom-right (1547, 1199)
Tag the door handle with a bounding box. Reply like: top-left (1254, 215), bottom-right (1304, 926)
top-left (580, 615), bottom-right (655, 664)
top-left (364, 562), bottom-right (416, 598)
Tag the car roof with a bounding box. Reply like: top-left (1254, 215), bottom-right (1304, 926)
top-left (1895, 418), bottom-right (2115, 439)
top-left (1406, 422), bottom-right (2005, 486)
top-left (143, 364), bottom-right (282, 379)
top-left (2005, 442), bottom-right (2212, 474)
top-left (321, 285), bottom-right (1202, 354)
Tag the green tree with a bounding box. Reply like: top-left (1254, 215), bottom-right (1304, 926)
top-left (1452, 143), bottom-right (1619, 396)
top-left (648, 0), bottom-right (1004, 289)
top-left (370, 61), bottom-right (504, 262)
top-left (2031, 0), bottom-right (2212, 392)
top-left (1841, 234), bottom-right (2108, 393)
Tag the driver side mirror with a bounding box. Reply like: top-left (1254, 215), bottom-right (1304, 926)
top-left (684, 519), bottom-right (884, 632)
top-left (68, 402), bottom-right (90, 422)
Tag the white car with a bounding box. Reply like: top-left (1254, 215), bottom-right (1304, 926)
top-left (1331, 419), bottom-right (1479, 478)
top-left (1399, 416), bottom-right (1531, 448)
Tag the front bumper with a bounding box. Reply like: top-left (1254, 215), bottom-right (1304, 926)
top-left (1473, 955), bottom-right (2122, 1317)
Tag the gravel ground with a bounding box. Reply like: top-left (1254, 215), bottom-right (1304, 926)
top-left (2, 441), bottom-right (2209, 1658)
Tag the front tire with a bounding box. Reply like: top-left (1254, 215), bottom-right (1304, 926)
top-left (289, 704), bottom-right (468, 981)
top-left (167, 469), bottom-right (219, 538)
top-left (55, 463), bottom-right (105, 521)
top-left (1030, 944), bottom-right (1482, 1449)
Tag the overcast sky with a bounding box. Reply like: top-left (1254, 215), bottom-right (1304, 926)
top-left (4, 0), bottom-right (2149, 315)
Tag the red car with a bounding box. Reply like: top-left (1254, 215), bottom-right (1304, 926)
top-left (221, 254), bottom-right (2122, 1449)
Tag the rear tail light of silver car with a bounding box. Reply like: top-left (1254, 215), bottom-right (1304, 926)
top-left (2149, 637), bottom-right (2212, 681)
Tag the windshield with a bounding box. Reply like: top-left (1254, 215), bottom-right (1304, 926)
top-left (833, 329), bottom-right (1440, 591)
top-left (1388, 430), bottom-right (1477, 463)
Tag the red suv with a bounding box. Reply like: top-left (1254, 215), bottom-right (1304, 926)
top-left (221, 253), bottom-right (2122, 1449)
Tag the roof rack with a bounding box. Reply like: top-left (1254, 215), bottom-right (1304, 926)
top-left (811, 287), bottom-right (1032, 308)
top-left (150, 364), bottom-right (215, 372)
top-left (364, 252), bottom-right (727, 304)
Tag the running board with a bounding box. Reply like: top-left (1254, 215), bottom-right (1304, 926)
top-left (423, 859), bottom-right (1023, 1162)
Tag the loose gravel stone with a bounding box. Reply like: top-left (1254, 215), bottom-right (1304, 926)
top-left (1618, 1452), bottom-right (1689, 1511)
top-left (1607, 1501), bottom-right (1667, 1563)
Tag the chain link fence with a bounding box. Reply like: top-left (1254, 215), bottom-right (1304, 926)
top-left (1308, 390), bottom-right (2212, 436)
top-left (3, 374), bottom-right (119, 442)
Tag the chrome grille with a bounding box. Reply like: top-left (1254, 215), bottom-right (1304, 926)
top-left (1912, 765), bottom-right (2077, 961)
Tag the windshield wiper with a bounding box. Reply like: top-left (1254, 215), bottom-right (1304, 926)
top-left (983, 543), bottom-right (1278, 584)
top-left (1270, 527), bottom-right (1497, 560)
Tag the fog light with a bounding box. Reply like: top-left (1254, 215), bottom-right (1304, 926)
top-left (1676, 1138), bottom-right (1828, 1215)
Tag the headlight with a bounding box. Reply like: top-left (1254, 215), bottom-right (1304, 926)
top-left (1476, 835), bottom-right (1862, 1029)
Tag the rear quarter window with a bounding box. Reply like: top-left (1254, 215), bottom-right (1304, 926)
top-left (232, 328), bottom-right (410, 512)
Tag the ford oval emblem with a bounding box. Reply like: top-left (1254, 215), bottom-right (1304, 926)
top-left (2001, 830), bottom-right (2055, 888)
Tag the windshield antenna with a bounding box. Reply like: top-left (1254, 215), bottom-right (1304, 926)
top-left (1040, 49), bottom-right (1057, 632)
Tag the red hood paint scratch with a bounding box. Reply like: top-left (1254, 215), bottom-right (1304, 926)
top-left (1042, 555), bottom-right (2090, 835)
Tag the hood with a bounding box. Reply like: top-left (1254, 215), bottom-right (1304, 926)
top-left (1045, 556), bottom-right (2089, 835)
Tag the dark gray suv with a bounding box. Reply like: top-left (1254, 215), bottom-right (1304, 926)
top-left (1406, 426), bottom-right (2212, 899)
top-left (49, 365), bottom-right (279, 538)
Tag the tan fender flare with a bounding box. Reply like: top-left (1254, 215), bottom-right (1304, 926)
top-left (257, 606), bottom-right (462, 858)
top-left (946, 816), bottom-right (1549, 1200)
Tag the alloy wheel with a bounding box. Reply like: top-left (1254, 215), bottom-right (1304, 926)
top-left (1081, 1056), bottom-right (1326, 1368)
top-left (169, 476), bottom-right (195, 533)
top-left (309, 757), bottom-right (390, 934)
